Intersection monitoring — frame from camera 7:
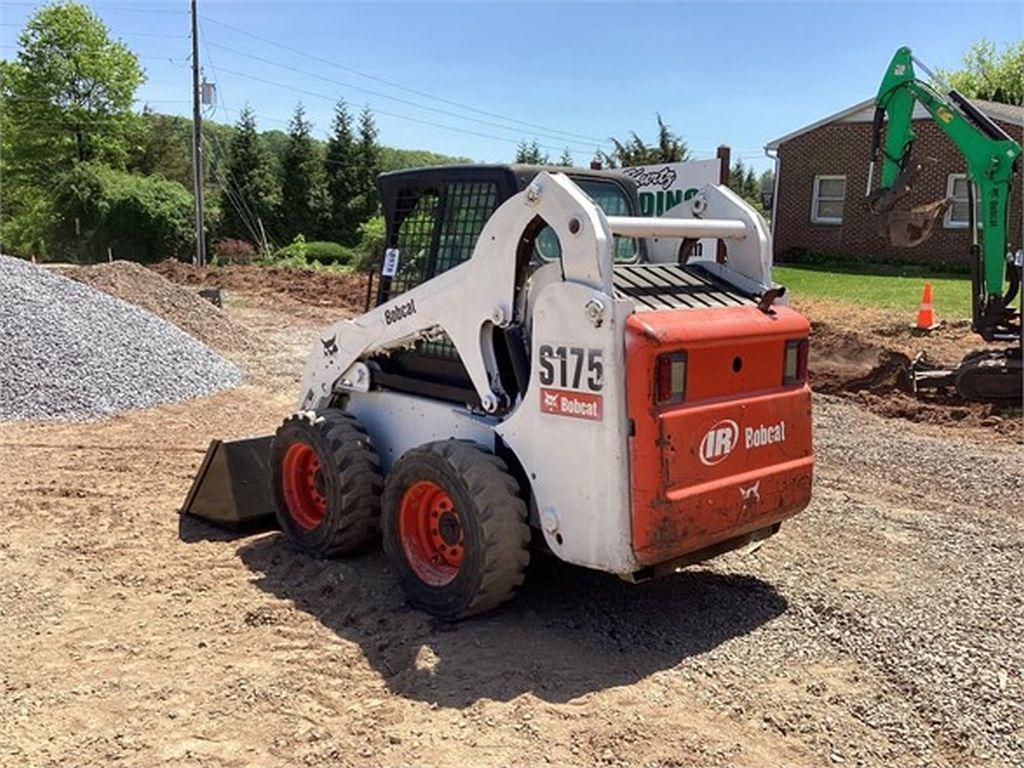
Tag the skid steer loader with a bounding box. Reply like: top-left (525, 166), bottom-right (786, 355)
top-left (183, 164), bottom-right (813, 619)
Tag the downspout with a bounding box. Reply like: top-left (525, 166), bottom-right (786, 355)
top-left (765, 146), bottom-right (781, 244)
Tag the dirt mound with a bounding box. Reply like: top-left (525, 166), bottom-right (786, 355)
top-left (809, 321), bottom-right (1019, 440)
top-left (152, 260), bottom-right (370, 315)
top-left (55, 261), bottom-right (261, 363)
top-left (810, 323), bottom-right (912, 396)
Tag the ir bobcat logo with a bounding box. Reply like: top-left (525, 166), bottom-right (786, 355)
top-left (321, 335), bottom-right (338, 357)
top-left (543, 391), bottom-right (559, 409)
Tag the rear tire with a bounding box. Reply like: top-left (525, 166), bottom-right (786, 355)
top-left (382, 440), bottom-right (530, 619)
top-left (272, 409), bottom-right (382, 558)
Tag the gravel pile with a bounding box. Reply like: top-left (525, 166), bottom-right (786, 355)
top-left (53, 260), bottom-right (261, 363)
top-left (0, 255), bottom-right (242, 421)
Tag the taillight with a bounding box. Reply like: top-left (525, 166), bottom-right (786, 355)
top-left (655, 352), bottom-right (687, 405)
top-left (783, 339), bottom-right (808, 385)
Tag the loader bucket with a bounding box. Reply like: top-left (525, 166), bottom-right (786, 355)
top-left (180, 435), bottom-right (277, 529)
top-left (878, 197), bottom-right (950, 248)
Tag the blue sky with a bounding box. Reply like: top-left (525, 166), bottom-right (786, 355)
top-left (2, 1), bottom-right (1020, 172)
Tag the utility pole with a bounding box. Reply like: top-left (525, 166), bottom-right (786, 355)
top-left (190, 0), bottom-right (206, 266)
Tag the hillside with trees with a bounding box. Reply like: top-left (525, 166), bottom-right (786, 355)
top-left (0, 1), bottom-right (469, 266)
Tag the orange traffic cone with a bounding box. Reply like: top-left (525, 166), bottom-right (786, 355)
top-left (915, 282), bottom-right (937, 330)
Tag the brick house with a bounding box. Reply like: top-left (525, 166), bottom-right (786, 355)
top-left (765, 98), bottom-right (1023, 267)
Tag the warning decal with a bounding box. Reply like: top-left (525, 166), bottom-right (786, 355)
top-left (540, 388), bottom-right (603, 421)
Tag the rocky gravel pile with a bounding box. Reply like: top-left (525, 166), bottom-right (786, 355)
top-left (0, 255), bottom-right (242, 421)
top-left (53, 260), bottom-right (261, 363)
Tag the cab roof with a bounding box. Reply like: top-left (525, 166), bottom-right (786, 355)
top-left (377, 163), bottom-right (639, 199)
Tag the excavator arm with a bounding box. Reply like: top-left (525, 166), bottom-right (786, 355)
top-left (867, 47), bottom-right (1021, 341)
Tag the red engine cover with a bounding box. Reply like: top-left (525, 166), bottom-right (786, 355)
top-left (625, 306), bottom-right (813, 566)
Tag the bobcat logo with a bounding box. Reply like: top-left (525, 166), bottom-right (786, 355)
top-left (543, 391), bottom-right (560, 409)
top-left (321, 335), bottom-right (338, 357)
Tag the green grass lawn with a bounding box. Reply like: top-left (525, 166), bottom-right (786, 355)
top-left (773, 264), bottom-right (973, 319)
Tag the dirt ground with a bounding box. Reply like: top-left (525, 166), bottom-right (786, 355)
top-left (1, 265), bottom-right (1021, 768)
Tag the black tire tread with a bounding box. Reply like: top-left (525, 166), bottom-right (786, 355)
top-left (420, 440), bottom-right (529, 618)
top-left (272, 409), bottom-right (383, 558)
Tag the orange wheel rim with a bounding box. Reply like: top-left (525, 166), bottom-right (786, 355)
top-left (398, 480), bottom-right (463, 586)
top-left (281, 442), bottom-right (327, 530)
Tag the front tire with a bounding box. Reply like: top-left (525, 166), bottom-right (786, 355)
top-left (272, 409), bottom-right (382, 558)
top-left (382, 440), bottom-right (530, 619)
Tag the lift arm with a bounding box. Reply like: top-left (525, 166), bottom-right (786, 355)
top-left (868, 47), bottom-right (1021, 339)
top-left (298, 173), bottom-right (773, 413)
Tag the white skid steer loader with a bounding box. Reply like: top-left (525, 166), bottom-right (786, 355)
top-left (183, 164), bottom-right (813, 619)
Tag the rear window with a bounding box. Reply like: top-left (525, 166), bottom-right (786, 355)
top-left (535, 179), bottom-right (638, 263)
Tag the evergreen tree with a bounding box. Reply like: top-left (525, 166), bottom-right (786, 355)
top-left (599, 114), bottom-right (687, 168)
top-left (349, 106), bottom-right (381, 227)
top-left (558, 147), bottom-right (574, 167)
top-left (221, 106), bottom-right (279, 250)
top-left (729, 159), bottom-right (765, 213)
top-left (324, 99), bottom-right (359, 245)
top-left (515, 139), bottom-right (549, 164)
top-left (280, 102), bottom-right (328, 240)
top-left (131, 110), bottom-right (192, 187)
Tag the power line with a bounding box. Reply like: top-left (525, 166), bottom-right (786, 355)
top-left (201, 14), bottom-right (610, 147)
top-left (213, 64), bottom-right (590, 159)
top-left (206, 40), bottom-right (598, 153)
top-left (0, 23), bottom-right (185, 39)
top-left (195, 28), bottom-right (275, 252)
top-left (203, 129), bottom-right (264, 235)
top-left (3, 1), bottom-right (186, 12)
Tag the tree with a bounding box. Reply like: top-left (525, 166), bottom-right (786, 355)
top-left (558, 147), bottom-right (574, 167)
top-left (280, 103), bottom-right (329, 241)
top-left (130, 110), bottom-right (192, 187)
top-left (349, 106), bottom-right (381, 228)
top-left (728, 159), bottom-right (764, 214)
top-left (220, 106), bottom-right (279, 250)
top-left (324, 99), bottom-right (360, 245)
top-left (515, 139), bottom-right (549, 164)
top-left (599, 114), bottom-right (688, 168)
top-left (1, 1), bottom-right (144, 181)
top-left (0, 1), bottom-right (144, 257)
top-left (939, 39), bottom-right (1024, 106)
top-left (51, 162), bottom-right (193, 263)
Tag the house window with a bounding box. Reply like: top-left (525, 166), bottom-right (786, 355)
top-left (944, 174), bottom-right (972, 229)
top-left (811, 175), bottom-right (846, 224)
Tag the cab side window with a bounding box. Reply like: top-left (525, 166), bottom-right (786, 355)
top-left (384, 188), bottom-right (440, 301)
top-left (436, 181), bottom-right (499, 273)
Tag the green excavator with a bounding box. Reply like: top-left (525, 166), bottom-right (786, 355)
top-left (867, 47), bottom-right (1022, 401)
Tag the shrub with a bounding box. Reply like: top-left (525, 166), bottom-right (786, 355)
top-left (212, 238), bottom-right (258, 265)
top-left (273, 235), bottom-right (353, 267)
top-left (51, 162), bottom-right (193, 263)
top-left (354, 215), bottom-right (386, 273)
top-left (777, 247), bottom-right (971, 275)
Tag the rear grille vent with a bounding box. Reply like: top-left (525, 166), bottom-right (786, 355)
top-left (613, 263), bottom-right (755, 311)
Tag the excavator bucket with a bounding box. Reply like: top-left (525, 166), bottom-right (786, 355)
top-left (878, 197), bottom-right (950, 248)
top-left (180, 435), bottom-right (277, 529)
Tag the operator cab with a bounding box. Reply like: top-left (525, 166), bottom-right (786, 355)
top-left (368, 164), bottom-right (644, 406)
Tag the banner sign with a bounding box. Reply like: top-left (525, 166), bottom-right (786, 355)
top-left (621, 158), bottom-right (721, 261)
